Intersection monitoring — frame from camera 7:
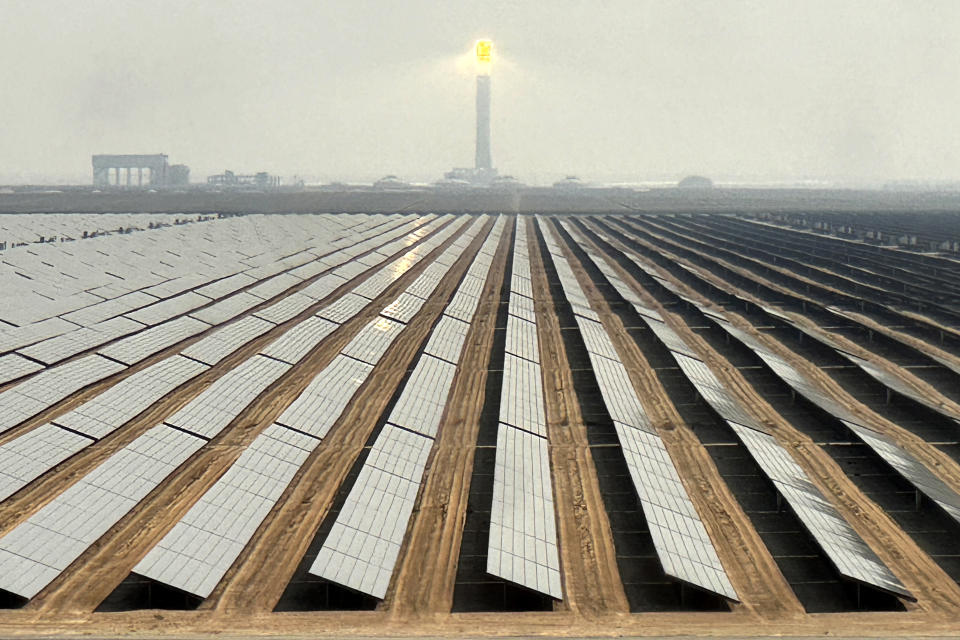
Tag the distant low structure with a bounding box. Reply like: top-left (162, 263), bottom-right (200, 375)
top-left (92, 154), bottom-right (189, 188)
top-left (207, 170), bottom-right (280, 189)
top-left (678, 175), bottom-right (714, 189)
top-left (168, 164), bottom-right (190, 186)
top-left (553, 175), bottom-right (587, 189)
top-left (442, 167), bottom-right (498, 185)
top-left (373, 175), bottom-right (411, 190)
top-left (489, 175), bottom-right (522, 190)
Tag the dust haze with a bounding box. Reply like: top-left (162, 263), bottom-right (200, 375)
top-left (1, 0), bottom-right (958, 186)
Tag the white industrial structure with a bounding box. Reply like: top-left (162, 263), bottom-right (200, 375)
top-left (442, 39), bottom-right (499, 186)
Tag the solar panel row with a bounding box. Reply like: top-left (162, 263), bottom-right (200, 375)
top-left (1, 213), bottom-right (404, 366)
top-left (576, 219), bottom-right (914, 600)
top-left (131, 215), bottom-right (492, 599)
top-left (541, 218), bottom-right (738, 601)
top-left (0, 213), bottom-right (380, 331)
top-left (0, 213), bottom-right (208, 250)
top-left (709, 308), bottom-right (960, 531)
top-left (0, 214), bottom-right (460, 601)
top-left (310, 216), bottom-right (504, 598)
top-left (0, 215), bottom-right (443, 443)
top-left (0, 354), bottom-right (127, 434)
top-left (712, 295), bottom-right (960, 427)
top-left (487, 217), bottom-right (562, 600)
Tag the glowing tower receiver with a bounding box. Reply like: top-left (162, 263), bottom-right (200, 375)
top-left (475, 39), bottom-right (493, 171)
top-left (476, 39), bottom-right (493, 68)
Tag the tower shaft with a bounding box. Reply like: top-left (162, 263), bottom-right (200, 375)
top-left (475, 74), bottom-right (492, 171)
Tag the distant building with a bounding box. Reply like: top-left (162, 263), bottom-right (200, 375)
top-left (433, 176), bottom-right (472, 189)
top-left (168, 164), bottom-right (190, 186)
top-left (207, 170), bottom-right (280, 189)
top-left (490, 175), bottom-right (522, 190)
top-left (442, 167), bottom-right (497, 185)
top-left (373, 175), bottom-right (411, 190)
top-left (553, 175), bottom-right (587, 189)
top-left (92, 154), bottom-right (189, 187)
top-left (678, 175), bottom-right (714, 189)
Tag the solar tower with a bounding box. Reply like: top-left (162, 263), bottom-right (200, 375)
top-left (475, 40), bottom-right (493, 174)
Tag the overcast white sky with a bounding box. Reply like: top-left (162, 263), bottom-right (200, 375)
top-left (2, 0), bottom-right (959, 185)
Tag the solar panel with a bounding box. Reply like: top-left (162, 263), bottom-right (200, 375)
top-left (488, 422), bottom-right (562, 598)
top-left (288, 260), bottom-right (328, 281)
top-left (125, 292), bottom-right (210, 326)
top-left (300, 221), bottom-right (498, 599)
top-left (575, 316), bottom-right (619, 361)
top-left (483, 219), bottom-right (565, 599)
top-left (508, 291), bottom-right (536, 323)
top-left (54, 355), bottom-right (208, 439)
top-left (0, 317), bottom-right (77, 353)
top-left (406, 263), bottom-right (450, 300)
top-left (444, 289), bottom-right (481, 322)
top-left (510, 273), bottom-right (533, 299)
top-left (505, 314), bottom-right (540, 364)
top-left (259, 317), bottom-right (337, 365)
top-left (0, 354), bottom-right (44, 386)
top-left (317, 292), bottom-right (370, 324)
top-left (615, 422), bottom-right (738, 600)
top-left (574, 220), bottom-right (918, 600)
top-left (737, 300), bottom-right (960, 425)
top-left (842, 353), bottom-right (960, 424)
top-left (194, 272), bottom-right (258, 299)
top-left (568, 222), bottom-right (686, 329)
top-left (356, 252), bottom-right (386, 268)
top-left (0, 215), bottom-right (372, 331)
top-left (189, 292), bottom-right (265, 325)
top-left (299, 273), bottom-right (347, 300)
top-left (843, 421), bottom-right (960, 525)
top-left (423, 316), bottom-right (470, 364)
top-left (340, 218), bottom-right (462, 304)
top-left (127, 219), bottom-right (482, 598)
top-left (646, 320), bottom-right (701, 358)
top-left (351, 272), bottom-right (395, 300)
top-left (309, 424), bottom-right (432, 598)
top-left (133, 424), bottom-right (318, 597)
top-left (0, 355), bottom-right (127, 434)
top-left (499, 353), bottom-right (547, 437)
top-left (18, 316), bottom-right (146, 365)
top-left (247, 273), bottom-right (302, 301)
top-left (253, 292), bottom-right (318, 324)
top-left (706, 316), bottom-right (960, 517)
top-left (333, 260), bottom-right (369, 281)
top-left (511, 255), bottom-right (531, 278)
top-left (180, 315), bottom-right (276, 366)
top-left (0, 424), bottom-right (92, 502)
top-left (275, 355), bottom-right (373, 439)
top-left (0, 424), bottom-right (206, 599)
top-left (380, 292), bottom-right (427, 325)
top-left (695, 385), bottom-right (765, 431)
top-left (731, 422), bottom-right (913, 599)
top-left (673, 353), bottom-right (721, 389)
top-left (60, 291), bottom-right (157, 327)
top-left (142, 275), bottom-right (213, 300)
top-left (97, 316), bottom-right (210, 365)
top-left (827, 306), bottom-right (960, 377)
top-left (387, 355), bottom-right (457, 438)
top-left (163, 355), bottom-right (290, 439)
top-left (340, 317), bottom-right (405, 366)
top-left (590, 353), bottom-right (653, 432)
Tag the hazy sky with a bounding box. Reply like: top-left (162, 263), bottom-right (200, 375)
top-left (2, 0), bottom-right (960, 185)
